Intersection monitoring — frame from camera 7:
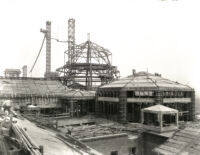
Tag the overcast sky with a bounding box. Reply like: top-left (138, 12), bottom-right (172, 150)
top-left (0, 0), bottom-right (199, 95)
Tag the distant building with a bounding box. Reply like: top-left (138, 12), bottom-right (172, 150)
top-left (96, 71), bottom-right (195, 123)
top-left (4, 69), bottom-right (21, 78)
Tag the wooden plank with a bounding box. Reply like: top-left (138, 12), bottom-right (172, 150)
top-left (159, 145), bottom-right (180, 153)
top-left (168, 139), bottom-right (187, 145)
top-left (154, 148), bottom-right (176, 155)
top-left (175, 132), bottom-right (197, 139)
top-left (173, 136), bottom-right (192, 143)
top-left (164, 141), bottom-right (184, 149)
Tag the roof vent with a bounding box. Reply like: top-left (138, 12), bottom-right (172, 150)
top-left (132, 69), bottom-right (136, 76)
top-left (155, 73), bottom-right (161, 77)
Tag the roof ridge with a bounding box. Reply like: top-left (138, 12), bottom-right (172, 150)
top-left (148, 76), bottom-right (159, 89)
top-left (122, 75), bottom-right (135, 89)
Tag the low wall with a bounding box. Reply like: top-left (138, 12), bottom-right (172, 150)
top-left (142, 132), bottom-right (168, 155)
top-left (81, 133), bottom-right (139, 155)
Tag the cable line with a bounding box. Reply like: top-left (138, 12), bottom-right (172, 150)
top-left (30, 35), bottom-right (46, 73)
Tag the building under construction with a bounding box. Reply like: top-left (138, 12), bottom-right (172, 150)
top-left (0, 77), bottom-right (95, 118)
top-left (56, 19), bottom-right (119, 90)
top-left (0, 18), bottom-right (198, 155)
top-left (96, 70), bottom-right (195, 123)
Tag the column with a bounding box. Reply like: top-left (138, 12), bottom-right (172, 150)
top-left (119, 90), bottom-right (127, 123)
top-left (176, 112), bottom-right (179, 127)
top-left (160, 112), bottom-right (163, 132)
top-left (95, 91), bottom-right (99, 115)
top-left (191, 91), bottom-right (195, 121)
top-left (155, 90), bottom-right (163, 105)
top-left (141, 110), bottom-right (144, 124)
top-left (76, 102), bottom-right (79, 117)
top-left (103, 102), bottom-right (105, 114)
top-left (70, 100), bottom-right (74, 117)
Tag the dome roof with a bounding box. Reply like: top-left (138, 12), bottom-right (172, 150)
top-left (100, 71), bottom-right (193, 91)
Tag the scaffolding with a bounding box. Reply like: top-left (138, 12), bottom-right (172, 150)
top-left (57, 19), bottom-right (119, 90)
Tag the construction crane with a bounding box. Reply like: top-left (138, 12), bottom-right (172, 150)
top-left (30, 21), bottom-right (51, 76)
top-left (30, 19), bottom-right (119, 88)
top-left (30, 21), bottom-right (59, 78)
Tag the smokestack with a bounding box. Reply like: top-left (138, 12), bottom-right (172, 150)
top-left (22, 65), bottom-right (27, 77)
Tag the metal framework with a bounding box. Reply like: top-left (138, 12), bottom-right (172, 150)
top-left (68, 19), bottom-right (75, 64)
top-left (39, 21), bottom-right (51, 77)
top-left (57, 19), bottom-right (119, 90)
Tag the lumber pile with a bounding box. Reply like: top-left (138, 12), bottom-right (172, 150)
top-left (68, 124), bottom-right (121, 139)
top-left (12, 124), bottom-right (42, 155)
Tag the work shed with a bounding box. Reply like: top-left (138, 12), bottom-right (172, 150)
top-left (96, 71), bottom-right (195, 123)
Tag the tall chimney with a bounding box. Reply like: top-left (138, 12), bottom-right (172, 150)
top-left (22, 65), bottom-right (27, 77)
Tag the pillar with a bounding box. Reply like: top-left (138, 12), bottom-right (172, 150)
top-left (119, 90), bottom-right (127, 123)
top-left (66, 102), bottom-right (68, 113)
top-left (155, 90), bottom-right (163, 105)
top-left (76, 102), bottom-right (79, 117)
top-left (103, 102), bottom-right (105, 114)
top-left (176, 112), bottom-right (179, 127)
top-left (141, 110), bottom-right (144, 124)
top-left (191, 90), bottom-right (195, 121)
top-left (95, 90), bottom-right (100, 115)
top-left (160, 112), bottom-right (163, 132)
top-left (132, 103), bottom-right (135, 122)
top-left (70, 100), bottom-right (74, 117)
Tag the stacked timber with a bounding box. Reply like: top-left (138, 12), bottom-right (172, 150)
top-left (12, 124), bottom-right (42, 155)
top-left (69, 124), bottom-right (121, 139)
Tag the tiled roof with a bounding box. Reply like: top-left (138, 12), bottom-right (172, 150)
top-left (100, 72), bottom-right (192, 91)
top-left (154, 123), bottom-right (200, 155)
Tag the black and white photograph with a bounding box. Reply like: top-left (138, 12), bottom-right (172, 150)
top-left (0, 0), bottom-right (199, 155)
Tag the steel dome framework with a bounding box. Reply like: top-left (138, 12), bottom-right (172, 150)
top-left (57, 19), bottom-right (119, 90)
